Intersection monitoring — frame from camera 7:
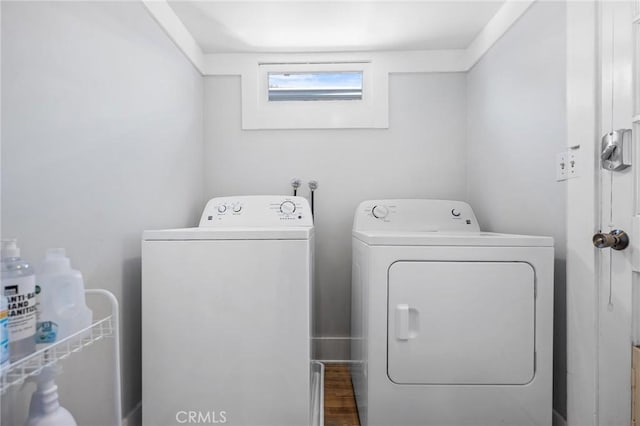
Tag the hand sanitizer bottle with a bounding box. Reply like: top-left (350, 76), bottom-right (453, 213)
top-left (1, 239), bottom-right (36, 361)
top-left (0, 294), bottom-right (9, 369)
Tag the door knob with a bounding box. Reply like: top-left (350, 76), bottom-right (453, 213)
top-left (593, 229), bottom-right (629, 250)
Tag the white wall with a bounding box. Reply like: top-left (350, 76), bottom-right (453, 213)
top-left (204, 73), bottom-right (467, 353)
top-left (1, 1), bottom-right (203, 424)
top-left (466, 1), bottom-right (567, 419)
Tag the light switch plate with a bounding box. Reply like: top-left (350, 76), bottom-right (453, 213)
top-left (568, 149), bottom-right (579, 178)
top-left (557, 148), bottom-right (579, 181)
top-left (556, 152), bottom-right (568, 181)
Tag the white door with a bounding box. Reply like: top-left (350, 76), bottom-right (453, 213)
top-left (595, 2), bottom-right (635, 425)
top-left (566, 2), bottom-right (636, 425)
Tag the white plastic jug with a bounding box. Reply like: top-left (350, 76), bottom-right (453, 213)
top-left (35, 249), bottom-right (92, 347)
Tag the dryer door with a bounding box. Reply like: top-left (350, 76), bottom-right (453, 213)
top-left (387, 261), bottom-right (535, 385)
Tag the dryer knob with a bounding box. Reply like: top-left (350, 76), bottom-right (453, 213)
top-left (217, 205), bottom-right (227, 213)
top-left (372, 205), bottom-right (389, 219)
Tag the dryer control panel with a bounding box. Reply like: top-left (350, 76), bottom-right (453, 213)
top-left (353, 199), bottom-right (480, 232)
top-left (199, 195), bottom-right (313, 227)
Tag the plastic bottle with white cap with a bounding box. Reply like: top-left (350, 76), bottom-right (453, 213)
top-left (1, 238), bottom-right (36, 361)
top-left (35, 248), bottom-right (92, 348)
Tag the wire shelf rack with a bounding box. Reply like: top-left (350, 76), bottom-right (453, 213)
top-left (0, 289), bottom-right (122, 426)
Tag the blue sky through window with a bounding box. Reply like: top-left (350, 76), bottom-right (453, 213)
top-left (268, 71), bottom-right (363, 89)
top-left (268, 71), bottom-right (363, 101)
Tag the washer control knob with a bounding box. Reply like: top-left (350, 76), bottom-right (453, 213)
top-left (372, 205), bottom-right (389, 219)
top-left (451, 209), bottom-right (461, 217)
top-left (280, 201), bottom-right (296, 215)
top-left (217, 205), bottom-right (227, 214)
top-left (233, 205), bottom-right (242, 213)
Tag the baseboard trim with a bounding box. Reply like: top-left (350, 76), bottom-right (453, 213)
top-left (553, 409), bottom-right (567, 426)
top-left (311, 337), bottom-right (351, 362)
top-left (122, 401), bottom-right (142, 426)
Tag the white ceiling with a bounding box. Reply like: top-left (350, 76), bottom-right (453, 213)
top-left (167, 1), bottom-right (505, 54)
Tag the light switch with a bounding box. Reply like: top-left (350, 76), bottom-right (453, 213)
top-left (556, 152), bottom-right (568, 181)
top-left (568, 149), bottom-right (579, 178)
top-left (557, 149), bottom-right (579, 181)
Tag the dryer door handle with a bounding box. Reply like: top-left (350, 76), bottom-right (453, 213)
top-left (395, 304), bottom-right (410, 340)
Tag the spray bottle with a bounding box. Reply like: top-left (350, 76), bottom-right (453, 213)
top-left (25, 365), bottom-right (77, 426)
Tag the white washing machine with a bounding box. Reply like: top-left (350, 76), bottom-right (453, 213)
top-left (351, 199), bottom-right (553, 426)
top-left (142, 195), bottom-right (317, 426)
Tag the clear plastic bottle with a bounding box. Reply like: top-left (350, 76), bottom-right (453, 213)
top-left (1, 239), bottom-right (36, 361)
top-left (35, 248), bottom-right (92, 348)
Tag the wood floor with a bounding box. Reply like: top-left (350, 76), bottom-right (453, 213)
top-left (324, 363), bottom-right (360, 426)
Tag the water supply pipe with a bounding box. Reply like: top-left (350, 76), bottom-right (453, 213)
top-left (291, 178), bottom-right (301, 196)
top-left (308, 180), bottom-right (318, 220)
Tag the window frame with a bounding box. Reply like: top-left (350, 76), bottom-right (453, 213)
top-left (241, 61), bottom-right (388, 129)
top-left (267, 70), bottom-right (364, 102)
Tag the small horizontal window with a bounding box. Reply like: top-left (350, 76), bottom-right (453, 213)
top-left (242, 61), bottom-right (388, 129)
top-left (268, 71), bottom-right (363, 102)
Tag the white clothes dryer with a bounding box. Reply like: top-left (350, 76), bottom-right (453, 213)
top-left (351, 199), bottom-right (553, 426)
top-left (142, 196), bottom-right (316, 426)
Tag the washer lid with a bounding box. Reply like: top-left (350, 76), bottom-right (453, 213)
top-left (352, 230), bottom-right (553, 247)
top-left (143, 227), bottom-right (313, 241)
